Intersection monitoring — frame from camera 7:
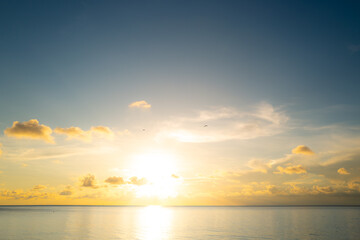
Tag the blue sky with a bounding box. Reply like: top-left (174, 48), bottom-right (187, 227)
top-left (0, 1), bottom-right (359, 205)
top-left (1, 0), bottom-right (359, 127)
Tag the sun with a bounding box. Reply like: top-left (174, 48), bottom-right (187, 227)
top-left (129, 150), bottom-right (181, 199)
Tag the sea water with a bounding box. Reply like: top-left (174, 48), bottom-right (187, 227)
top-left (0, 206), bottom-right (359, 240)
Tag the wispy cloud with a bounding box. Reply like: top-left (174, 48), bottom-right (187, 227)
top-left (3, 145), bottom-right (96, 161)
top-left (158, 102), bottom-right (288, 143)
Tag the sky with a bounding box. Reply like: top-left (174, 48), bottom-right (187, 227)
top-left (0, 0), bottom-right (360, 205)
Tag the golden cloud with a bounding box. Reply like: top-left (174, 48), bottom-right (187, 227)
top-left (337, 168), bottom-right (350, 175)
top-left (91, 126), bottom-right (114, 135)
top-left (274, 165), bottom-right (307, 174)
top-left (0, 143), bottom-right (2, 157)
top-left (292, 145), bottom-right (314, 155)
top-left (4, 119), bottom-right (54, 143)
top-left (105, 176), bottom-right (126, 185)
top-left (128, 100), bottom-right (151, 109)
top-left (55, 125), bottom-right (113, 142)
top-left (54, 127), bottom-right (90, 141)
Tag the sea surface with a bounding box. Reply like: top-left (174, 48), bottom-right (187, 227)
top-left (0, 206), bottom-right (359, 240)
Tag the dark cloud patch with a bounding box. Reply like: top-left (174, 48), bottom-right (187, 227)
top-left (80, 174), bottom-right (98, 188)
top-left (4, 119), bottom-right (54, 143)
top-left (105, 176), bottom-right (126, 185)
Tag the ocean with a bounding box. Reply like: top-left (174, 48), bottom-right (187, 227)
top-left (0, 206), bottom-right (359, 240)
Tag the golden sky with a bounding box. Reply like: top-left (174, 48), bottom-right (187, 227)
top-left (1, 101), bottom-right (359, 205)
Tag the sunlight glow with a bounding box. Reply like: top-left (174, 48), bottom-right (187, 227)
top-left (130, 150), bottom-right (181, 199)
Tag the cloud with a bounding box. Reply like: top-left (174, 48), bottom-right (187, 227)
top-left (158, 102), bottom-right (288, 143)
top-left (105, 176), bottom-right (148, 185)
top-left (54, 127), bottom-right (91, 141)
top-left (274, 165), bottom-right (307, 175)
top-left (4, 119), bottom-right (54, 143)
top-left (59, 190), bottom-right (72, 196)
top-left (59, 186), bottom-right (73, 196)
top-left (128, 100), bottom-right (151, 109)
top-left (32, 185), bottom-right (47, 191)
top-left (128, 176), bottom-right (147, 185)
top-left (171, 174), bottom-right (180, 179)
top-left (80, 174), bottom-right (98, 188)
top-left (337, 168), bottom-right (350, 175)
top-left (105, 176), bottom-right (126, 185)
top-left (55, 125), bottom-right (113, 142)
top-left (0, 189), bottom-right (53, 200)
top-left (292, 145), bottom-right (315, 155)
top-left (312, 185), bottom-right (334, 194)
top-left (0, 143), bottom-right (2, 157)
top-left (91, 126), bottom-right (114, 136)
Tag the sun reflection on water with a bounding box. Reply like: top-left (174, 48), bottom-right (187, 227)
top-left (137, 206), bottom-right (172, 240)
